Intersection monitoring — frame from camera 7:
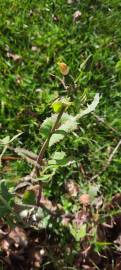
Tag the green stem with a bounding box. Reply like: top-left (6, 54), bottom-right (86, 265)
top-left (31, 106), bottom-right (65, 177)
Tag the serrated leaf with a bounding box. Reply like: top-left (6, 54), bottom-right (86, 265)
top-left (76, 93), bottom-right (99, 120)
top-left (48, 134), bottom-right (62, 147)
top-left (49, 116), bottom-right (77, 147)
top-left (69, 223), bottom-right (87, 241)
top-left (40, 114), bottom-right (57, 137)
top-left (14, 147), bottom-right (38, 166)
top-left (41, 95), bottom-right (99, 147)
top-left (41, 112), bottom-right (76, 138)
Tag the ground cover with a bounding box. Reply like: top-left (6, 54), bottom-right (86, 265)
top-left (0, 0), bottom-right (121, 269)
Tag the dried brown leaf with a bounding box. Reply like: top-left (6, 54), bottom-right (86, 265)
top-left (1, 239), bottom-right (9, 251)
top-left (65, 180), bottom-right (79, 197)
top-left (61, 217), bottom-right (70, 226)
top-left (9, 227), bottom-right (28, 247)
top-left (73, 210), bottom-right (88, 226)
top-left (40, 194), bottom-right (57, 212)
top-left (7, 52), bottom-right (22, 61)
top-left (79, 194), bottom-right (90, 205)
top-left (58, 62), bottom-right (69, 76)
top-left (73, 10), bottom-right (82, 22)
top-left (31, 46), bottom-right (39, 52)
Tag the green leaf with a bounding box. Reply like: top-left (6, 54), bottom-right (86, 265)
top-left (39, 215), bottom-right (50, 229)
top-left (49, 116), bottom-right (77, 147)
top-left (0, 181), bottom-right (14, 217)
top-left (52, 151), bottom-right (66, 160)
top-left (49, 133), bottom-right (64, 147)
top-left (0, 206), bottom-right (10, 218)
top-left (76, 93), bottom-right (99, 120)
top-left (61, 196), bottom-right (72, 210)
top-left (52, 99), bottom-right (63, 113)
top-left (48, 159), bottom-right (57, 165)
top-left (0, 181), bottom-right (13, 202)
top-left (41, 112), bottom-right (74, 137)
top-left (48, 157), bottom-right (69, 167)
top-left (115, 59), bottom-right (121, 72)
top-left (94, 241), bottom-right (112, 253)
top-left (88, 184), bottom-right (100, 199)
top-left (23, 190), bottom-right (36, 205)
top-left (49, 151), bottom-right (70, 166)
top-left (41, 115), bottom-right (55, 137)
top-left (54, 130), bottom-right (66, 135)
top-left (37, 169), bottom-right (56, 182)
top-left (69, 224), bottom-right (87, 242)
top-left (41, 95), bottom-right (99, 146)
top-left (51, 97), bottom-right (72, 113)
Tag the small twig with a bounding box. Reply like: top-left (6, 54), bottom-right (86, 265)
top-left (80, 163), bottom-right (87, 177)
top-left (1, 155), bottom-right (20, 161)
top-left (0, 145), bottom-right (8, 166)
top-left (106, 140), bottom-right (121, 165)
top-left (90, 139), bottom-right (121, 181)
top-left (49, 73), bottom-right (68, 90)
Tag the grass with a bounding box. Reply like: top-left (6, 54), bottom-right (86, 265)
top-left (0, 0), bottom-right (121, 268)
top-left (1, 0), bottom-right (121, 195)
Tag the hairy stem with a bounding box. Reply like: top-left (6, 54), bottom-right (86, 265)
top-left (31, 106), bottom-right (65, 177)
